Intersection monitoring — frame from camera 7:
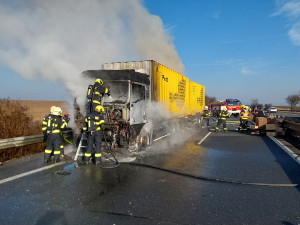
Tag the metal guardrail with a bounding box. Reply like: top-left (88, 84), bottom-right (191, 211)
top-left (0, 134), bottom-right (43, 150)
top-left (0, 131), bottom-right (73, 150)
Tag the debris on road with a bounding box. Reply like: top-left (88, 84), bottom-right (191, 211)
top-left (249, 116), bottom-right (278, 136)
top-left (55, 170), bottom-right (71, 175)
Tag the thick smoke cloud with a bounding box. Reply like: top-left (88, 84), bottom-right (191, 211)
top-left (0, 0), bottom-right (184, 107)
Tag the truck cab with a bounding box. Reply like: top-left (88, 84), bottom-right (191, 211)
top-left (83, 69), bottom-right (151, 150)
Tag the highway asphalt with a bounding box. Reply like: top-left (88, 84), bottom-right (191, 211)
top-left (0, 120), bottom-right (299, 225)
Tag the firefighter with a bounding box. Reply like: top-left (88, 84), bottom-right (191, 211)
top-left (42, 106), bottom-right (68, 163)
top-left (42, 106), bottom-right (56, 142)
top-left (215, 107), bottom-right (230, 132)
top-left (239, 106), bottom-right (249, 131)
top-left (201, 106), bottom-right (211, 128)
top-left (87, 78), bottom-right (110, 114)
top-left (60, 113), bottom-right (71, 158)
top-left (252, 106), bottom-right (258, 115)
top-left (82, 105), bottom-right (105, 165)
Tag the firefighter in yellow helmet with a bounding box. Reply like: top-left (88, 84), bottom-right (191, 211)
top-left (86, 78), bottom-right (110, 114)
top-left (42, 106), bottom-right (68, 163)
top-left (215, 107), bottom-right (230, 132)
top-left (82, 105), bottom-right (105, 165)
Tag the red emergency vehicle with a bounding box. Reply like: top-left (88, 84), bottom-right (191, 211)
top-left (210, 99), bottom-right (241, 117)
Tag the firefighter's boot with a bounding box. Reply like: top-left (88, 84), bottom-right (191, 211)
top-left (44, 149), bottom-right (52, 163)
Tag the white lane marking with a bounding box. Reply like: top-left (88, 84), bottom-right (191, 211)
top-left (0, 161), bottom-right (65, 185)
top-left (197, 132), bottom-right (211, 145)
top-left (153, 133), bottom-right (171, 142)
top-left (268, 136), bottom-right (300, 165)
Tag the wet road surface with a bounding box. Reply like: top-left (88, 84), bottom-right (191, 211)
top-left (0, 122), bottom-right (300, 225)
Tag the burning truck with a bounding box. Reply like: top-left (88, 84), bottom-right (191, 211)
top-left (80, 60), bottom-right (205, 151)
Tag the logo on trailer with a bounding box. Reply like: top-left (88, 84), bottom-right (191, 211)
top-left (162, 75), bottom-right (168, 82)
top-left (169, 77), bottom-right (186, 108)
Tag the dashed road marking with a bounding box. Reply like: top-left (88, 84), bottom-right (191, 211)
top-left (0, 161), bottom-right (65, 185)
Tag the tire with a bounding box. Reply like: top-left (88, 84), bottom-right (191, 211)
top-left (137, 129), bottom-right (153, 151)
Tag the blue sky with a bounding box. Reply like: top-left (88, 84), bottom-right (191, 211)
top-left (0, 0), bottom-right (299, 106)
top-left (143, 0), bottom-right (300, 105)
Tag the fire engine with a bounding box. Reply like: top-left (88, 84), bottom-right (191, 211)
top-left (210, 99), bottom-right (241, 117)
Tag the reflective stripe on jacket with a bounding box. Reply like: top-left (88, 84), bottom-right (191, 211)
top-left (83, 114), bottom-right (105, 132)
top-left (219, 111), bottom-right (229, 120)
top-left (42, 114), bottom-right (68, 133)
top-left (240, 110), bottom-right (249, 120)
top-left (202, 110), bottom-right (211, 119)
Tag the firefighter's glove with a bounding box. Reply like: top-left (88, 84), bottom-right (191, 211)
top-left (100, 123), bottom-right (105, 130)
top-left (64, 114), bottom-right (70, 123)
top-left (43, 132), bottom-right (48, 142)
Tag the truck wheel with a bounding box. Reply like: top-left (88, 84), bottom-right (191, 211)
top-left (141, 129), bottom-right (153, 146)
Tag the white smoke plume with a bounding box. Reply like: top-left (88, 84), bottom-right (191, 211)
top-left (0, 0), bottom-right (184, 109)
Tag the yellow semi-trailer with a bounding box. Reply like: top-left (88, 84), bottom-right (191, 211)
top-left (152, 62), bottom-right (190, 117)
top-left (189, 81), bottom-right (205, 116)
top-left (103, 60), bottom-right (204, 118)
top-left (83, 60), bottom-right (205, 150)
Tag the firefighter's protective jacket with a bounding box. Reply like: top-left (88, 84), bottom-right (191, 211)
top-left (218, 111), bottom-right (230, 120)
top-left (89, 83), bottom-right (110, 106)
top-left (83, 114), bottom-right (105, 132)
top-left (42, 115), bottom-right (68, 134)
top-left (240, 109), bottom-right (249, 120)
top-left (202, 110), bottom-right (211, 119)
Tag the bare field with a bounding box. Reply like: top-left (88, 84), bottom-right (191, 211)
top-left (275, 106), bottom-right (300, 111)
top-left (17, 100), bottom-right (70, 122)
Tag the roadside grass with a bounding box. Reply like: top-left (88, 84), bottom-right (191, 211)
top-left (0, 99), bottom-right (45, 162)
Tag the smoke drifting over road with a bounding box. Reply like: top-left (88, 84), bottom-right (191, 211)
top-left (0, 0), bottom-right (184, 107)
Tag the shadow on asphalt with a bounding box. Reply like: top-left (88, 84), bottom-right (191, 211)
top-left (261, 136), bottom-right (300, 192)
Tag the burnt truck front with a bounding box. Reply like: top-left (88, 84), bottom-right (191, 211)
top-left (83, 69), bottom-right (151, 150)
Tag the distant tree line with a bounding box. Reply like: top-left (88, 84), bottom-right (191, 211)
top-left (205, 95), bottom-right (216, 106)
top-left (250, 98), bottom-right (272, 110)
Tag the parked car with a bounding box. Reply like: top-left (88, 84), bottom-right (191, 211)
top-left (267, 107), bottom-right (277, 113)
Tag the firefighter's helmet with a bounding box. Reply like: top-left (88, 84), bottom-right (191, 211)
top-left (205, 106), bottom-right (209, 110)
top-left (223, 107), bottom-right (227, 111)
top-left (241, 105), bottom-right (245, 109)
top-left (95, 105), bottom-right (104, 114)
top-left (50, 106), bottom-right (56, 114)
top-left (95, 78), bottom-right (103, 85)
top-left (52, 107), bottom-right (62, 116)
